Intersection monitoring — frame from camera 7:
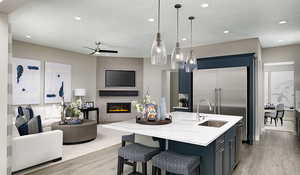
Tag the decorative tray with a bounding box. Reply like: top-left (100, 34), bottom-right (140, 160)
top-left (136, 116), bottom-right (172, 125)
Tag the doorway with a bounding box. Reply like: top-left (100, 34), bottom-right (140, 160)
top-left (263, 62), bottom-right (296, 133)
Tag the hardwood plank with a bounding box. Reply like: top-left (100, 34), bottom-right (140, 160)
top-left (17, 130), bottom-right (300, 175)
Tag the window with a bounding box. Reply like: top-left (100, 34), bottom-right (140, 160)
top-left (264, 72), bottom-right (269, 105)
top-left (270, 71), bottom-right (294, 108)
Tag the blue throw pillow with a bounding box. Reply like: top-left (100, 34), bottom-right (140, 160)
top-left (15, 115), bottom-right (29, 136)
top-left (15, 115), bottom-right (43, 136)
top-left (17, 106), bottom-right (34, 121)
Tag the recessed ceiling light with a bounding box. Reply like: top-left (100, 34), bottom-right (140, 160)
top-left (148, 18), bottom-right (155, 22)
top-left (201, 3), bottom-right (209, 8)
top-left (223, 30), bottom-right (229, 34)
top-left (0, 0), bottom-right (3, 3)
top-left (278, 20), bottom-right (287, 24)
top-left (278, 40), bottom-right (284, 43)
top-left (182, 38), bottom-right (187, 41)
top-left (74, 16), bottom-right (81, 21)
top-left (25, 35), bottom-right (31, 39)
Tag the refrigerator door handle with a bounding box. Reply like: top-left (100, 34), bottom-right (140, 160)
top-left (218, 88), bottom-right (221, 114)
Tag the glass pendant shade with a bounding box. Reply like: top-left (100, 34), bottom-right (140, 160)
top-left (185, 50), bottom-right (196, 72)
top-left (171, 42), bottom-right (184, 62)
top-left (185, 16), bottom-right (196, 72)
top-left (151, 33), bottom-right (167, 65)
top-left (171, 42), bottom-right (184, 69)
top-left (151, 0), bottom-right (167, 65)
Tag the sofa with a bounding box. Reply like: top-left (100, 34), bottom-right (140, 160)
top-left (12, 104), bottom-right (63, 172)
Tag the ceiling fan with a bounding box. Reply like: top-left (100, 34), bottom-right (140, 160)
top-left (84, 42), bottom-right (118, 55)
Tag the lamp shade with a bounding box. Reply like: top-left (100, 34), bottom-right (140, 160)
top-left (74, 89), bottom-right (86, 97)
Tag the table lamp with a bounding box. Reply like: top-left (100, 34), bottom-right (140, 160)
top-left (74, 89), bottom-right (86, 108)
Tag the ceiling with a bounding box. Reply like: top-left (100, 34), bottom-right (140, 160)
top-left (2, 0), bottom-right (300, 57)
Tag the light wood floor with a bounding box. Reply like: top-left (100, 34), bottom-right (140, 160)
top-left (19, 130), bottom-right (300, 175)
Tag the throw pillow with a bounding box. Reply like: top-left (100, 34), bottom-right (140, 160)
top-left (27, 115), bottom-right (43, 134)
top-left (17, 106), bottom-right (34, 121)
top-left (15, 115), bottom-right (43, 136)
top-left (15, 115), bottom-right (29, 136)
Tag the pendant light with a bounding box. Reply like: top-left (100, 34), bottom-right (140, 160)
top-left (185, 16), bottom-right (196, 72)
top-left (151, 0), bottom-right (167, 65)
top-left (171, 4), bottom-right (184, 69)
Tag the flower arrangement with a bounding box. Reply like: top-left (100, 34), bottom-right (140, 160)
top-left (132, 94), bottom-right (158, 121)
top-left (65, 99), bottom-right (83, 118)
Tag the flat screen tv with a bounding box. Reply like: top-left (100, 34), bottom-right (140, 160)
top-left (105, 70), bottom-right (136, 87)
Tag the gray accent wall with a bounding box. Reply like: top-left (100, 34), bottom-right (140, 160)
top-left (96, 56), bottom-right (143, 122)
top-left (0, 13), bottom-right (8, 175)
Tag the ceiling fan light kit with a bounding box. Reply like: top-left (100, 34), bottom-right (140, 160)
top-left (151, 0), bottom-right (167, 65)
top-left (85, 42), bottom-right (118, 56)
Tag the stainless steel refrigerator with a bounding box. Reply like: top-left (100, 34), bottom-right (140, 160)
top-left (193, 67), bottom-right (248, 141)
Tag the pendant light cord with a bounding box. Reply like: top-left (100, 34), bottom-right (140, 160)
top-left (176, 8), bottom-right (179, 42)
top-left (190, 19), bottom-right (193, 49)
top-left (158, 0), bottom-right (161, 32)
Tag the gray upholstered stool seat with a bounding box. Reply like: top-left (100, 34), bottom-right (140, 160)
top-left (119, 143), bottom-right (160, 162)
top-left (117, 134), bottom-right (161, 175)
top-left (152, 151), bottom-right (200, 175)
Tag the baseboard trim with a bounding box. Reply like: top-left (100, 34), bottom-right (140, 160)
top-left (12, 157), bottom-right (62, 174)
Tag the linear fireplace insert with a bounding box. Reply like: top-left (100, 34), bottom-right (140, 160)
top-left (107, 103), bottom-right (131, 113)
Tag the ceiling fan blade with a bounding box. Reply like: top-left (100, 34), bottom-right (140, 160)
top-left (89, 51), bottom-right (97, 55)
top-left (84, 46), bottom-right (96, 51)
top-left (99, 49), bottom-right (118, 53)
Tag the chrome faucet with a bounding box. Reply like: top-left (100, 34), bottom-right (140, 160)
top-left (197, 99), bottom-right (213, 121)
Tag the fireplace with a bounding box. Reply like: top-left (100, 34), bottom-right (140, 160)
top-left (107, 103), bottom-right (131, 113)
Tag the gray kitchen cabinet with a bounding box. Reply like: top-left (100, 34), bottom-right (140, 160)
top-left (168, 124), bottom-right (240, 175)
top-left (224, 125), bottom-right (238, 175)
top-left (297, 110), bottom-right (300, 137)
top-left (215, 135), bottom-right (225, 175)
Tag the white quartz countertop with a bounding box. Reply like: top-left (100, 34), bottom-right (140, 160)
top-left (103, 112), bottom-right (242, 146)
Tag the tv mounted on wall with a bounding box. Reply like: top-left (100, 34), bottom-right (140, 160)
top-left (105, 70), bottom-right (136, 87)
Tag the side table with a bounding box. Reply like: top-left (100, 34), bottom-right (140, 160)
top-left (80, 107), bottom-right (100, 124)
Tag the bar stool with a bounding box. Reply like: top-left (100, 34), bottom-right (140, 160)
top-left (152, 151), bottom-right (200, 175)
top-left (117, 134), bottom-right (160, 175)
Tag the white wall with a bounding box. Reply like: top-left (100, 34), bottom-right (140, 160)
top-left (0, 13), bottom-right (8, 175)
top-left (185, 38), bottom-right (261, 58)
top-left (143, 57), bottom-right (172, 104)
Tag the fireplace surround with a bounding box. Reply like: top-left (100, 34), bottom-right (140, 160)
top-left (107, 103), bottom-right (131, 113)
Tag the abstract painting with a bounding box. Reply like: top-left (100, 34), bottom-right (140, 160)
top-left (11, 58), bottom-right (41, 105)
top-left (44, 62), bottom-right (71, 103)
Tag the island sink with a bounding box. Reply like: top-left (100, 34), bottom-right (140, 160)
top-left (199, 120), bottom-right (228, 128)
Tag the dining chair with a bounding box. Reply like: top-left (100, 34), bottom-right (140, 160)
top-left (268, 104), bottom-right (285, 126)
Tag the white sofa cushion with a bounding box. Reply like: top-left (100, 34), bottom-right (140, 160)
top-left (12, 125), bottom-right (20, 137)
top-left (14, 104), bottom-right (62, 130)
top-left (31, 104), bottom-right (61, 121)
top-left (12, 130), bottom-right (63, 172)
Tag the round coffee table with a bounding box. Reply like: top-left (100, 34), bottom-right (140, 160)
top-left (51, 120), bottom-right (97, 144)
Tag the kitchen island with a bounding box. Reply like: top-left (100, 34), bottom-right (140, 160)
top-left (103, 112), bottom-right (243, 175)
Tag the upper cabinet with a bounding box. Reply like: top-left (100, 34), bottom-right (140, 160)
top-left (178, 68), bottom-right (192, 94)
